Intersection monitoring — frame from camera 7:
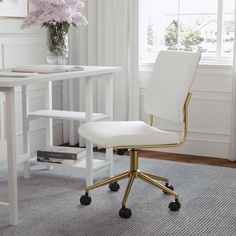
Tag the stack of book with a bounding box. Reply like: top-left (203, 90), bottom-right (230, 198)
top-left (37, 146), bottom-right (86, 165)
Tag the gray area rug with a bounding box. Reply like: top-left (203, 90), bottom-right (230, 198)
top-left (1, 154), bottom-right (236, 236)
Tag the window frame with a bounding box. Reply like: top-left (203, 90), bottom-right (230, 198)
top-left (139, 0), bottom-right (234, 65)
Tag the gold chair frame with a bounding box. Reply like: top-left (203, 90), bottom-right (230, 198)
top-left (82, 93), bottom-right (192, 216)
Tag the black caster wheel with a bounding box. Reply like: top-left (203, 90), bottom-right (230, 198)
top-left (169, 199), bottom-right (181, 211)
top-left (119, 206), bottom-right (132, 219)
top-left (80, 193), bottom-right (91, 205)
top-left (163, 183), bottom-right (174, 194)
top-left (109, 182), bottom-right (120, 192)
top-left (116, 149), bottom-right (126, 156)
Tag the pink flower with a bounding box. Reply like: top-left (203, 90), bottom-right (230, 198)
top-left (22, 0), bottom-right (87, 29)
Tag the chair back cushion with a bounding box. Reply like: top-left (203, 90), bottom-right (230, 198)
top-left (144, 50), bottom-right (200, 123)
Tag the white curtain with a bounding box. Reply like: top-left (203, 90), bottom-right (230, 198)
top-left (228, 0), bottom-right (236, 161)
top-left (63, 0), bottom-right (139, 145)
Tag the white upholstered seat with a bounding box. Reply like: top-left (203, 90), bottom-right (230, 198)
top-left (79, 121), bottom-right (179, 148)
top-left (79, 50), bottom-right (201, 150)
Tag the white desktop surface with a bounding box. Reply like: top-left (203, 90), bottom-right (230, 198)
top-left (0, 66), bottom-right (121, 87)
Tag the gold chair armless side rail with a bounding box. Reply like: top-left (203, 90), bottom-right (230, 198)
top-left (114, 92), bottom-right (192, 150)
top-left (148, 114), bottom-right (154, 126)
top-left (178, 92), bottom-right (192, 146)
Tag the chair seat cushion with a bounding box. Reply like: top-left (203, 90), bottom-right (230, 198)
top-left (78, 121), bottom-right (180, 148)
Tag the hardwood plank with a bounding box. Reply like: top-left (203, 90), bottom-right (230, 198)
top-left (137, 150), bottom-right (236, 168)
top-left (97, 148), bottom-right (236, 169)
top-left (62, 144), bottom-right (236, 168)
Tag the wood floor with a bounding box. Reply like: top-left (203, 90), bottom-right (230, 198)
top-left (137, 150), bottom-right (236, 168)
top-left (63, 144), bottom-right (236, 168)
top-left (95, 148), bottom-right (236, 168)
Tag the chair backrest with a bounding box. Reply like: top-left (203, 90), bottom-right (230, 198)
top-left (144, 50), bottom-right (201, 124)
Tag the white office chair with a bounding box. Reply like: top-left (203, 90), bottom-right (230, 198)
top-left (79, 50), bottom-right (201, 218)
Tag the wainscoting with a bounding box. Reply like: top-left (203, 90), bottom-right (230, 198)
top-left (0, 22), bottom-right (63, 168)
top-left (139, 63), bottom-right (233, 159)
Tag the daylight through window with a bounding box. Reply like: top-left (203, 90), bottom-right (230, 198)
top-left (139, 0), bottom-right (235, 63)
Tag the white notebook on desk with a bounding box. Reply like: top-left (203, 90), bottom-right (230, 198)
top-left (0, 72), bottom-right (37, 78)
top-left (12, 65), bottom-right (84, 74)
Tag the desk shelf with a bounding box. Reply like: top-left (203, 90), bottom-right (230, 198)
top-left (28, 110), bottom-right (111, 122)
top-left (30, 157), bottom-right (110, 171)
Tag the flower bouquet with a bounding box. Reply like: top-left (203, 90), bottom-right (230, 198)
top-left (22, 0), bottom-right (88, 64)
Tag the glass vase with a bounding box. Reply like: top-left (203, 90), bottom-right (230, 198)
top-left (46, 27), bottom-right (69, 65)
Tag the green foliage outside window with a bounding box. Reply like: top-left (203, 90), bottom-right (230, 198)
top-left (147, 22), bottom-right (155, 46)
top-left (164, 21), bottom-right (204, 51)
top-left (181, 27), bottom-right (204, 49)
top-left (164, 21), bottom-right (178, 48)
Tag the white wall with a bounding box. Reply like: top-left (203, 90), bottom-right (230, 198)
top-left (0, 19), bottom-right (63, 168)
top-left (140, 63), bottom-right (233, 159)
top-left (0, 18), bottom-right (232, 162)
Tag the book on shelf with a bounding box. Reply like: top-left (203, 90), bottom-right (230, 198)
top-left (37, 146), bottom-right (86, 161)
top-left (37, 156), bottom-right (84, 165)
top-left (11, 65), bottom-right (84, 74)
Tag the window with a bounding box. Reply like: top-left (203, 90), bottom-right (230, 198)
top-left (139, 0), bottom-right (235, 63)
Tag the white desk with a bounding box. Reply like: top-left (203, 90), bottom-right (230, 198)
top-left (0, 66), bottom-right (121, 225)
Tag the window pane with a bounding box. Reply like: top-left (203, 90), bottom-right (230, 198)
top-left (222, 0), bottom-right (235, 58)
top-left (179, 0), bottom-right (217, 57)
top-left (139, 0), bottom-right (234, 63)
top-left (139, 0), bottom-right (178, 63)
top-left (180, 0), bottom-right (217, 14)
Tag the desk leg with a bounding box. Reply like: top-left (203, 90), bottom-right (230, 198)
top-left (6, 87), bottom-right (18, 225)
top-left (69, 79), bottom-right (76, 145)
top-left (45, 81), bottom-right (53, 146)
top-left (85, 77), bottom-right (93, 186)
top-left (45, 82), bottom-right (53, 170)
top-left (86, 141), bottom-right (93, 186)
top-left (22, 85), bottom-right (31, 179)
top-left (105, 74), bottom-right (114, 177)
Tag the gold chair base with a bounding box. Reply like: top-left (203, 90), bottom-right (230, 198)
top-left (84, 150), bottom-right (179, 208)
